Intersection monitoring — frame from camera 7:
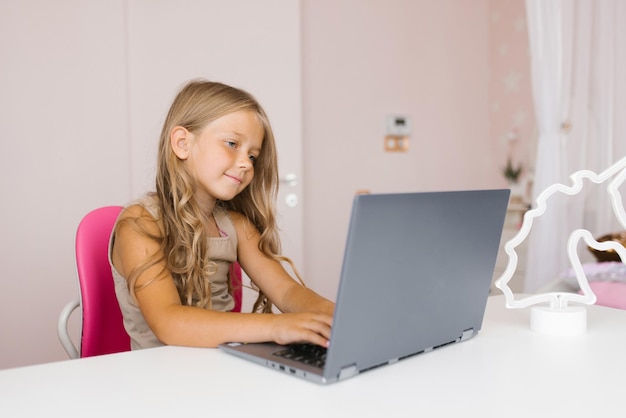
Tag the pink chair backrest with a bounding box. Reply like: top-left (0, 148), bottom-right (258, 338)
top-left (76, 206), bottom-right (244, 357)
top-left (76, 206), bottom-right (130, 357)
top-left (230, 262), bottom-right (243, 313)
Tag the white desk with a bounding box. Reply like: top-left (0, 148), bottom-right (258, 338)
top-left (1, 295), bottom-right (625, 417)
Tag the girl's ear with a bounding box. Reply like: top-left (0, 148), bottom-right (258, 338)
top-left (170, 126), bottom-right (191, 160)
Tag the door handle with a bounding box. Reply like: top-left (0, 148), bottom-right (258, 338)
top-left (280, 173), bottom-right (298, 187)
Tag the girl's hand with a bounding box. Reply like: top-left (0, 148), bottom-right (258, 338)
top-left (270, 313), bottom-right (333, 347)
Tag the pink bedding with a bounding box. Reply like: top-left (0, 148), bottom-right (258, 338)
top-left (560, 261), bottom-right (626, 310)
top-left (588, 280), bottom-right (626, 310)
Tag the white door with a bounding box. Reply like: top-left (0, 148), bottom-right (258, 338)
top-left (127, 1), bottom-right (304, 310)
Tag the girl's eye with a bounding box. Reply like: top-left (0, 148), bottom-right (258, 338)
top-left (226, 140), bottom-right (237, 148)
top-left (248, 154), bottom-right (258, 164)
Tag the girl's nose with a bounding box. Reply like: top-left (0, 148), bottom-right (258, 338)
top-left (238, 154), bottom-right (253, 170)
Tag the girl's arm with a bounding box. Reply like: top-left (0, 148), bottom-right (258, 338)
top-left (111, 206), bottom-right (333, 348)
top-left (230, 211), bottom-right (335, 317)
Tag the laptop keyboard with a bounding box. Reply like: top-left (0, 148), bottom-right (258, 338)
top-left (273, 343), bottom-right (327, 369)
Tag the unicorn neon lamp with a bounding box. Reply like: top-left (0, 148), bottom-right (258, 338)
top-left (494, 155), bottom-right (626, 336)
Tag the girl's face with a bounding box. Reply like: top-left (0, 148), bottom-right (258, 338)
top-left (175, 110), bottom-right (264, 207)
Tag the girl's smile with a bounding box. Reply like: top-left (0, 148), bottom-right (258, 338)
top-left (224, 173), bottom-right (243, 185)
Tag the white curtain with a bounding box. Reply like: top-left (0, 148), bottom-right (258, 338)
top-left (524, 0), bottom-right (626, 292)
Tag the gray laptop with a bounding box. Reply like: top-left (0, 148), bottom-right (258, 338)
top-left (219, 189), bottom-right (510, 384)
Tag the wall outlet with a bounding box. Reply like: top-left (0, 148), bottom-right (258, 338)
top-left (384, 135), bottom-right (409, 152)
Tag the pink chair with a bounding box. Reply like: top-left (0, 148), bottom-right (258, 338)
top-left (58, 206), bottom-right (243, 358)
top-left (231, 262), bottom-right (243, 313)
top-left (57, 206), bottom-right (129, 358)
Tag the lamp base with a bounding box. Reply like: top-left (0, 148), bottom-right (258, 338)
top-left (530, 306), bottom-right (587, 336)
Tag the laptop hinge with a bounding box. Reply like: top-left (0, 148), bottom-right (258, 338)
top-left (460, 328), bottom-right (475, 341)
top-left (339, 364), bottom-right (358, 380)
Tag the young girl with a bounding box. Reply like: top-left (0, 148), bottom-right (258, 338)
top-left (110, 79), bottom-right (334, 350)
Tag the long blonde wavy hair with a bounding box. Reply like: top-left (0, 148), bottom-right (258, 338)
top-left (122, 79), bottom-right (302, 313)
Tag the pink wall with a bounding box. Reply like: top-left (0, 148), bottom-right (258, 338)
top-left (302, 0), bottom-right (534, 299)
top-left (488, 0), bottom-right (535, 193)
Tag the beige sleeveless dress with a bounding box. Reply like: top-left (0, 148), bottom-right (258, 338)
top-left (109, 194), bottom-right (238, 349)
